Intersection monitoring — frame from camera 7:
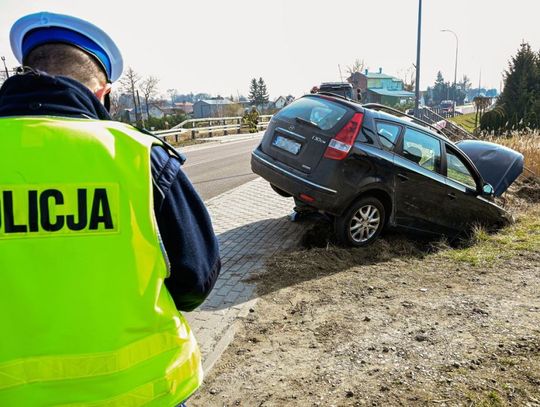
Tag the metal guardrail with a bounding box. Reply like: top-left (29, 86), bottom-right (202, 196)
top-left (417, 107), bottom-right (472, 141)
top-left (153, 115), bottom-right (273, 143)
top-left (362, 103), bottom-right (473, 143)
top-left (362, 103), bottom-right (450, 138)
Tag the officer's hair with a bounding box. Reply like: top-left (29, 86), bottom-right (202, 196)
top-left (24, 43), bottom-right (107, 90)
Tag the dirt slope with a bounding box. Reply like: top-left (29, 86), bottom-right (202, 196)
top-left (191, 202), bottom-right (540, 407)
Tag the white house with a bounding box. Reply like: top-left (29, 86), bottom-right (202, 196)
top-left (274, 96), bottom-right (287, 109)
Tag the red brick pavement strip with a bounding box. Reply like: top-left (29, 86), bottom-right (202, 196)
top-left (184, 177), bottom-right (303, 372)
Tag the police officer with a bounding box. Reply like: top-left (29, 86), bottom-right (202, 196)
top-left (0, 12), bottom-right (220, 406)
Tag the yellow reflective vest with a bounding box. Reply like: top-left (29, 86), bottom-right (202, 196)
top-left (0, 117), bottom-right (202, 406)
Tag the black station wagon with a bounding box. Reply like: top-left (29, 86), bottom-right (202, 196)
top-left (251, 94), bottom-right (524, 246)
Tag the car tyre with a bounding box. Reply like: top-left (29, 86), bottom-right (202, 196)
top-left (334, 197), bottom-right (385, 247)
top-left (270, 183), bottom-right (292, 198)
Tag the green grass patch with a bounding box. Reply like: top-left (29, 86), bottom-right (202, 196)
top-left (439, 206), bottom-right (540, 266)
top-left (478, 390), bottom-right (505, 407)
top-left (449, 112), bottom-right (478, 133)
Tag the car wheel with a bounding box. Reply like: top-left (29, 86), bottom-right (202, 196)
top-left (335, 197), bottom-right (385, 247)
top-left (270, 184), bottom-right (292, 198)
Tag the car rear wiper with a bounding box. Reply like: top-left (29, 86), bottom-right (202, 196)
top-left (295, 116), bottom-right (321, 130)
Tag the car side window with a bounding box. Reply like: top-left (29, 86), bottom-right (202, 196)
top-left (375, 121), bottom-right (401, 151)
top-left (401, 128), bottom-right (441, 173)
top-left (446, 148), bottom-right (477, 189)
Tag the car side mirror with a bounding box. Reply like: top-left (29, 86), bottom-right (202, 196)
top-left (482, 183), bottom-right (494, 197)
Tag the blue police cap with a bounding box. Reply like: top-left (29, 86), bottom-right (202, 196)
top-left (10, 12), bottom-right (123, 82)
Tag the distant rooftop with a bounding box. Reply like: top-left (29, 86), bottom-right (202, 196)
top-left (351, 68), bottom-right (397, 80)
top-left (197, 99), bottom-right (234, 105)
top-left (364, 72), bottom-right (394, 79)
top-left (368, 88), bottom-right (415, 97)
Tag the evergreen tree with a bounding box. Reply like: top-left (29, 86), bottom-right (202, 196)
top-left (458, 75), bottom-right (472, 93)
top-left (432, 71), bottom-right (450, 106)
top-left (499, 42), bottom-right (539, 129)
top-left (256, 77), bottom-right (270, 106)
top-left (534, 50), bottom-right (540, 127)
top-left (248, 78), bottom-right (258, 105)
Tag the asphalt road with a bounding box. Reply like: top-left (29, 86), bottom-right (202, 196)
top-left (181, 136), bottom-right (263, 201)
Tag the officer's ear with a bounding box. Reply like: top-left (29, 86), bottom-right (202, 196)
top-left (94, 83), bottom-right (112, 106)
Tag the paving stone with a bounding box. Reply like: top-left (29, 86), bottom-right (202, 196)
top-left (184, 178), bottom-right (303, 366)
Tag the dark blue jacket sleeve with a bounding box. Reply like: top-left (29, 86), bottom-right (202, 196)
top-left (151, 145), bottom-right (221, 312)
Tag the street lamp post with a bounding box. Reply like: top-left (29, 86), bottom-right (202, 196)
top-left (441, 29), bottom-right (459, 115)
top-left (414, 0), bottom-right (422, 118)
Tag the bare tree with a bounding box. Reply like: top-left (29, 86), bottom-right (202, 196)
top-left (119, 67), bottom-right (141, 123)
top-left (140, 76), bottom-right (160, 119)
top-left (108, 92), bottom-right (120, 119)
top-left (108, 92), bottom-right (129, 121)
top-left (167, 88), bottom-right (178, 107)
top-left (399, 66), bottom-right (416, 92)
top-left (346, 58), bottom-right (366, 76)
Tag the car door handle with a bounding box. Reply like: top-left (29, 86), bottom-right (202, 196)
top-left (447, 192), bottom-right (457, 200)
top-left (397, 173), bottom-right (409, 181)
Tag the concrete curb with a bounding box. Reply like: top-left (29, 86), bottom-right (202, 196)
top-left (202, 298), bottom-right (258, 373)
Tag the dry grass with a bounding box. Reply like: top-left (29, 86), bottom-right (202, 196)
top-left (483, 131), bottom-right (540, 177)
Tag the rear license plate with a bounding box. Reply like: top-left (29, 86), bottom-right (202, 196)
top-left (272, 135), bottom-right (301, 155)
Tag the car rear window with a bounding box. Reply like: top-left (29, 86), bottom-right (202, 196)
top-left (274, 97), bottom-right (347, 131)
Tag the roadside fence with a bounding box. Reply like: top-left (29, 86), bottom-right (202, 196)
top-left (152, 115), bottom-right (272, 143)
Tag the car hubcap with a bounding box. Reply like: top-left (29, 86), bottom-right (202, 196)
top-left (349, 205), bottom-right (380, 243)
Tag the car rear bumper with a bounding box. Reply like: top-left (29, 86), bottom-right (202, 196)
top-left (251, 149), bottom-right (343, 214)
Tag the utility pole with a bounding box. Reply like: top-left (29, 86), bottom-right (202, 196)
top-left (441, 29), bottom-right (458, 115)
top-left (414, 0), bottom-right (422, 118)
top-left (478, 69), bottom-right (482, 96)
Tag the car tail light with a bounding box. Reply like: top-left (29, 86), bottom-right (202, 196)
top-left (323, 112), bottom-right (364, 160)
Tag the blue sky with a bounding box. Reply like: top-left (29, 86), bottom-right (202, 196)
top-left (1, 0), bottom-right (538, 98)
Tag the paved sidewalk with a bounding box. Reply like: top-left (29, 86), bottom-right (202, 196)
top-left (184, 177), bottom-right (303, 371)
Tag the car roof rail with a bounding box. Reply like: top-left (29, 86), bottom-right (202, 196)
top-left (362, 103), bottom-right (447, 138)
